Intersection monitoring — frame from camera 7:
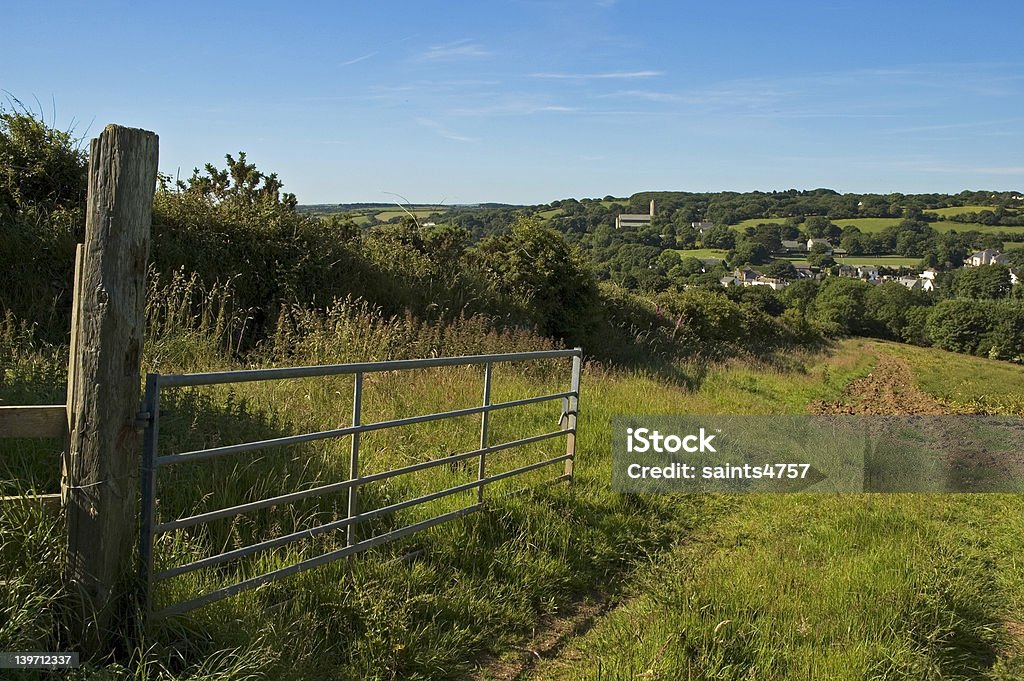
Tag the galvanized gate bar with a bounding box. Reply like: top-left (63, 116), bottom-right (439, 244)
top-left (153, 452), bottom-right (571, 607)
top-left (347, 372), bottom-right (362, 548)
top-left (156, 349), bottom-right (580, 388)
top-left (155, 428), bottom-right (571, 534)
top-left (140, 348), bottom-right (582, 620)
top-left (153, 504), bottom-right (484, 620)
top-left (477, 363), bottom-right (492, 503)
top-left (157, 390), bottom-right (575, 467)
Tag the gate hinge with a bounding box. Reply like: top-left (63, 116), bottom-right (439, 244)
top-left (135, 410), bottom-right (153, 429)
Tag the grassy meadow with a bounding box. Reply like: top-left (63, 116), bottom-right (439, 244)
top-left (673, 249), bottom-right (730, 262)
top-left (6, 310), bottom-right (1024, 679)
top-left (528, 341), bottom-right (1024, 681)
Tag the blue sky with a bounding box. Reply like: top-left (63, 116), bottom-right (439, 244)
top-left (5, 1), bottom-right (1024, 204)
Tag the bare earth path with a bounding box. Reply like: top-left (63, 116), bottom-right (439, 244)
top-left (807, 353), bottom-right (950, 416)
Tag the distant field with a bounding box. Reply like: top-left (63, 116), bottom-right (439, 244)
top-left (338, 207), bottom-right (444, 225)
top-left (782, 255), bottom-right (921, 268)
top-left (1004, 241), bottom-right (1024, 250)
top-left (731, 217), bottom-right (904, 232)
top-left (928, 205), bottom-right (999, 217)
top-left (931, 220), bottom-right (1023, 235)
top-left (674, 248), bottom-right (730, 261)
top-left (676, 249), bottom-right (922, 268)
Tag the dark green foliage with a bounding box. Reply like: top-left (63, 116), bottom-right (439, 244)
top-left (811, 278), bottom-right (872, 336)
top-left (865, 282), bottom-right (931, 341)
top-left (467, 217), bottom-right (600, 344)
top-left (0, 109), bottom-right (86, 341)
top-left (0, 105), bottom-right (87, 217)
top-left (946, 266), bottom-right (1013, 300)
top-left (927, 300), bottom-right (995, 355)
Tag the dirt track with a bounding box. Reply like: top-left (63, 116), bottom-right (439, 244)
top-left (808, 354), bottom-right (951, 416)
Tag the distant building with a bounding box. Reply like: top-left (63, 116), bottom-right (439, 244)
top-left (807, 238), bottom-right (833, 255)
top-left (793, 264), bottom-right (816, 279)
top-left (735, 268), bottom-right (761, 283)
top-left (897, 277), bottom-right (924, 290)
top-left (722, 268), bottom-right (789, 290)
top-left (781, 239), bottom-right (807, 253)
top-left (615, 200), bottom-right (656, 229)
top-left (691, 221), bottom-right (714, 233)
top-left (857, 266), bottom-right (880, 281)
top-left (1011, 267), bottom-right (1021, 286)
top-left (967, 249), bottom-right (1008, 266)
top-left (749, 277), bottom-right (788, 291)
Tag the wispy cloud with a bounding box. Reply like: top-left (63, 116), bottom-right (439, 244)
top-left (530, 70), bottom-right (662, 80)
top-left (340, 51), bottom-right (378, 67)
top-left (599, 89), bottom-right (681, 102)
top-left (416, 118), bottom-right (479, 142)
top-left (451, 97), bottom-right (579, 116)
top-left (420, 39), bottom-right (491, 61)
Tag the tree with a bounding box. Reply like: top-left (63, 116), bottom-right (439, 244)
top-left (729, 241), bottom-right (771, 266)
top-left (811, 277), bottom-right (871, 335)
top-left (950, 266), bottom-right (1012, 300)
top-left (926, 300), bottom-right (992, 355)
top-left (865, 282), bottom-right (931, 340)
top-left (702, 225), bottom-right (735, 249)
top-left (468, 216), bottom-right (599, 342)
top-left (179, 151), bottom-right (297, 210)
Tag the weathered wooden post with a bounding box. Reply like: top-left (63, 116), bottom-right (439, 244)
top-left (65, 125), bottom-right (158, 655)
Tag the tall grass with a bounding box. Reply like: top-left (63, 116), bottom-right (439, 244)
top-left (4, 290), bottom-right (1023, 679)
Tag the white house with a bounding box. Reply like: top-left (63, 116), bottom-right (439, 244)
top-left (967, 249), bottom-right (1008, 266)
top-left (749, 277), bottom-right (788, 291)
top-left (807, 238), bottom-right (834, 255)
top-left (857, 265), bottom-right (880, 281)
top-left (1011, 267), bottom-right (1021, 286)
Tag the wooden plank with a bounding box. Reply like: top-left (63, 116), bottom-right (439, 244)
top-left (66, 124), bottom-right (158, 654)
top-left (0, 493), bottom-right (62, 509)
top-left (0, 405), bottom-right (68, 439)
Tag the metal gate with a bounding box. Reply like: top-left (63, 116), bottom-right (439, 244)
top-left (139, 348), bottom-right (582, 619)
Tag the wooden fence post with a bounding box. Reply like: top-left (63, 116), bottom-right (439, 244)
top-left (65, 125), bottom-right (158, 655)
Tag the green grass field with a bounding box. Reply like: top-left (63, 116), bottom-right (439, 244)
top-left (528, 339), bottom-right (1024, 680)
top-left (781, 255), bottom-right (922, 268)
top-left (5, 329), bottom-right (1024, 679)
top-left (674, 248), bottom-right (730, 261)
top-left (928, 205), bottom-right (1000, 217)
